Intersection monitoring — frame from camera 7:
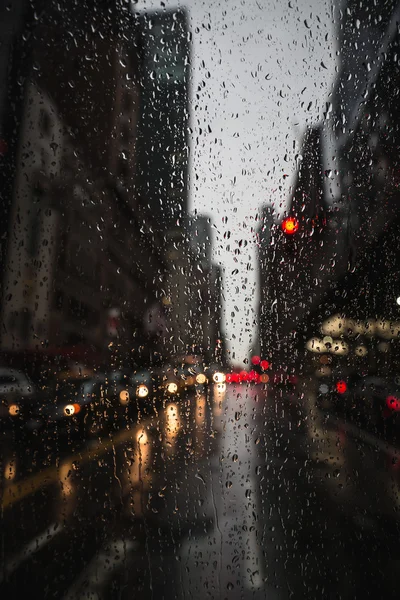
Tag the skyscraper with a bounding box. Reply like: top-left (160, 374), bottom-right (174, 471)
top-left (135, 9), bottom-right (190, 233)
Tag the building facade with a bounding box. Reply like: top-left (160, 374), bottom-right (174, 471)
top-left (0, 2), bottom-right (184, 367)
top-left (258, 0), bottom-right (400, 371)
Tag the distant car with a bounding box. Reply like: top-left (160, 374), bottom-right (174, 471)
top-left (0, 368), bottom-right (35, 398)
top-left (105, 368), bottom-right (166, 419)
top-left (161, 363), bottom-right (183, 396)
top-left (172, 355), bottom-right (209, 389)
top-left (348, 375), bottom-right (400, 444)
top-left (25, 374), bottom-right (108, 439)
top-left (315, 372), bottom-right (400, 438)
top-left (0, 368), bottom-right (38, 433)
top-left (270, 370), bottom-right (298, 388)
top-left (205, 363), bottom-right (226, 385)
top-left (130, 369), bottom-right (153, 400)
top-left (316, 372), bottom-right (350, 412)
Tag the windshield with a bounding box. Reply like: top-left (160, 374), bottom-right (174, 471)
top-left (2, 1), bottom-right (400, 598)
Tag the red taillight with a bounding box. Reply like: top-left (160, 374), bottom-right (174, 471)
top-left (281, 216), bottom-right (299, 235)
top-left (260, 360), bottom-right (270, 371)
top-left (251, 355), bottom-right (261, 366)
top-left (226, 372), bottom-right (240, 384)
top-left (248, 370), bottom-right (261, 383)
top-left (336, 380), bottom-right (347, 394)
top-left (387, 396), bottom-right (400, 411)
top-left (239, 370), bottom-right (249, 383)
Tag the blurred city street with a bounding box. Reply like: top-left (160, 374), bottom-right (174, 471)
top-left (2, 379), bottom-right (400, 599)
top-left (2, 1), bottom-right (400, 597)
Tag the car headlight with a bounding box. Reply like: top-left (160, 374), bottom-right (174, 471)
top-left (63, 403), bottom-right (81, 416)
top-left (64, 404), bottom-right (76, 416)
top-left (136, 384), bottom-right (149, 398)
top-left (212, 372), bottom-right (225, 383)
top-left (196, 373), bottom-right (207, 384)
top-left (167, 382), bottom-right (178, 394)
top-left (119, 390), bottom-right (130, 405)
top-left (8, 403), bottom-right (20, 416)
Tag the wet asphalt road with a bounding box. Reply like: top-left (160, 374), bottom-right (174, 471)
top-left (2, 381), bottom-right (400, 599)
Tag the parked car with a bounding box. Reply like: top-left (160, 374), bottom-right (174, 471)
top-left (169, 354), bottom-right (209, 390)
top-left (349, 375), bottom-right (400, 444)
top-left (24, 374), bottom-right (108, 439)
top-left (0, 368), bottom-right (39, 434)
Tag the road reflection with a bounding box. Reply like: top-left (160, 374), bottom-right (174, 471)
top-left (58, 459), bottom-right (77, 522)
top-left (3, 457), bottom-right (17, 483)
top-left (164, 402), bottom-right (181, 454)
top-left (4, 382), bottom-right (400, 597)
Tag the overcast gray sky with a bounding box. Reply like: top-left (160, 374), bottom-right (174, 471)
top-left (138, 0), bottom-right (337, 365)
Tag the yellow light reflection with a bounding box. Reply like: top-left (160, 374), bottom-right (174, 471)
top-left (195, 394), bottom-right (206, 426)
top-left (136, 384), bottom-right (149, 398)
top-left (136, 428), bottom-right (148, 444)
top-left (59, 461), bottom-right (75, 497)
top-left (195, 373), bottom-right (207, 385)
top-left (4, 459), bottom-right (17, 482)
top-left (164, 402), bottom-right (180, 452)
top-left (125, 427), bottom-right (152, 517)
top-left (130, 428), bottom-right (151, 486)
top-left (58, 459), bottom-right (77, 522)
top-left (213, 383), bottom-right (225, 418)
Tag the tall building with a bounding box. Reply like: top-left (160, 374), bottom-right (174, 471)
top-left (0, 1), bottom-right (177, 367)
top-left (258, 0), bottom-right (400, 371)
top-left (189, 215), bottom-right (213, 270)
top-left (135, 9), bottom-right (190, 233)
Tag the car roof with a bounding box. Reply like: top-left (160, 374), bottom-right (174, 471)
top-left (0, 368), bottom-right (26, 377)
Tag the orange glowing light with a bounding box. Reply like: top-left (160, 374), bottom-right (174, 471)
top-left (281, 217), bottom-right (299, 235)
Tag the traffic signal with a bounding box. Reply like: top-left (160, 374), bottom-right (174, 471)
top-left (281, 216), bottom-right (299, 235)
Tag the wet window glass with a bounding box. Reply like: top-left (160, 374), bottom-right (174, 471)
top-left (2, 0), bottom-right (400, 597)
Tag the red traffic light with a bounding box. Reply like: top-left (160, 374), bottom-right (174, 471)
top-left (386, 396), bottom-right (400, 412)
top-left (281, 216), bottom-right (299, 235)
top-left (336, 380), bottom-right (347, 394)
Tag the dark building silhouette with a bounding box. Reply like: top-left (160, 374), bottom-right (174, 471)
top-left (135, 10), bottom-right (190, 234)
top-left (0, 2), bottom-right (189, 367)
top-left (258, 0), bottom-right (400, 372)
